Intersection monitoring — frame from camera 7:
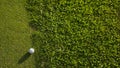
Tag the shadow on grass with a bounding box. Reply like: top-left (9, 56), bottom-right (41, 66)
top-left (18, 52), bottom-right (31, 64)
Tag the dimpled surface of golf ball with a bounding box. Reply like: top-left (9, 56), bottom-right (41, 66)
top-left (29, 48), bottom-right (35, 54)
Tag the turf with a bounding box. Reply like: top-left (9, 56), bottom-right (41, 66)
top-left (0, 0), bottom-right (35, 68)
top-left (26, 0), bottom-right (120, 68)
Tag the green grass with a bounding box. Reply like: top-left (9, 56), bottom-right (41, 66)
top-left (0, 0), bottom-right (120, 68)
top-left (0, 0), bottom-right (35, 68)
top-left (26, 0), bottom-right (120, 68)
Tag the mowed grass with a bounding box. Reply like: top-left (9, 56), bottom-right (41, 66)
top-left (26, 0), bottom-right (120, 68)
top-left (0, 0), bottom-right (35, 68)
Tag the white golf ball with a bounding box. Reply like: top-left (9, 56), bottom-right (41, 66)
top-left (28, 48), bottom-right (35, 54)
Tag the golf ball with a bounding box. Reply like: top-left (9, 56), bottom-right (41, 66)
top-left (28, 48), bottom-right (35, 54)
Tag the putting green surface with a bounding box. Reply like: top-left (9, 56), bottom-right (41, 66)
top-left (0, 0), bottom-right (35, 68)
